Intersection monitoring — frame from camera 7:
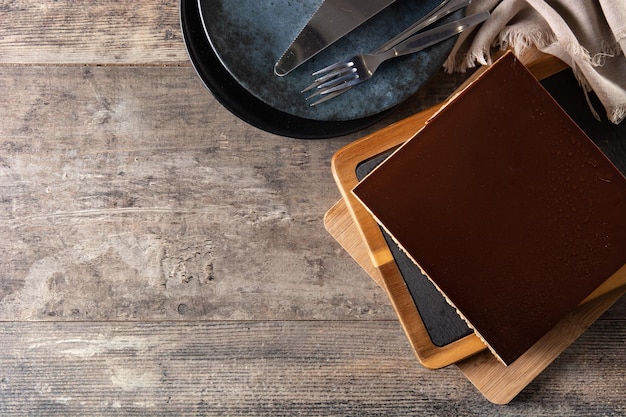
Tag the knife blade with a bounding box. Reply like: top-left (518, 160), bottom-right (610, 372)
top-left (274, 0), bottom-right (398, 76)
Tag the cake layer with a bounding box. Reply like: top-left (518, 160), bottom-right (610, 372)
top-left (352, 52), bottom-right (626, 365)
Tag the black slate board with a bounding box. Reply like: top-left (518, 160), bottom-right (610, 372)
top-left (355, 68), bottom-right (626, 347)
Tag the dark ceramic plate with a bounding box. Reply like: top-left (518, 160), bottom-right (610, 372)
top-left (181, 0), bottom-right (461, 138)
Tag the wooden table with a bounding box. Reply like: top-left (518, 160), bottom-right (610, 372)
top-left (0, 2), bottom-right (623, 415)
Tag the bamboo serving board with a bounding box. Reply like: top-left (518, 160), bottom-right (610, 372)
top-left (324, 199), bottom-right (625, 404)
top-left (327, 51), bottom-right (626, 370)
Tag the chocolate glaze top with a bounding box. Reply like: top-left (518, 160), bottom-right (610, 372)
top-left (353, 53), bottom-right (626, 365)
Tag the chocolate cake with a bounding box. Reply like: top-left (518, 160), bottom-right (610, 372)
top-left (352, 52), bottom-right (626, 365)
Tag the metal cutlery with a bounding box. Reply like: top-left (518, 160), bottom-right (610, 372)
top-left (274, 0), bottom-right (399, 76)
top-left (303, 10), bottom-right (489, 106)
top-left (371, 0), bottom-right (471, 56)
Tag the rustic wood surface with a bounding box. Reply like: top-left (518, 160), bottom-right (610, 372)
top-left (0, 1), bottom-right (624, 415)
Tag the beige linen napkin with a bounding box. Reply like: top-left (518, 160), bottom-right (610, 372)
top-left (444, 0), bottom-right (626, 124)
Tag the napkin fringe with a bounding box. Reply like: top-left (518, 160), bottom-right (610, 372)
top-left (442, 45), bottom-right (493, 73)
top-left (444, 25), bottom-right (626, 124)
top-left (615, 28), bottom-right (626, 45)
top-left (500, 28), bottom-right (626, 124)
top-left (592, 40), bottom-right (623, 66)
top-left (610, 103), bottom-right (626, 125)
top-left (499, 27), bottom-right (559, 60)
top-left (444, 0), bottom-right (625, 125)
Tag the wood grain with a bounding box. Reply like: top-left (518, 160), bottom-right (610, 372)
top-left (0, 0), bottom-right (188, 65)
top-left (0, 65), bottom-right (398, 322)
top-left (0, 1), bottom-right (623, 414)
top-left (325, 201), bottom-right (384, 287)
top-left (1, 320), bottom-right (624, 416)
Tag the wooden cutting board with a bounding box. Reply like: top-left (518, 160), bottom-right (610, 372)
top-left (324, 199), bottom-right (625, 404)
top-left (327, 51), bottom-right (625, 370)
top-left (323, 50), bottom-right (626, 403)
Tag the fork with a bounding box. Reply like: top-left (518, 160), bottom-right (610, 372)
top-left (300, 0), bottom-right (472, 105)
top-left (303, 11), bottom-right (489, 106)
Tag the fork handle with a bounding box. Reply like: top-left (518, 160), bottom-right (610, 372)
top-left (373, 0), bottom-right (471, 54)
top-left (386, 11), bottom-right (489, 59)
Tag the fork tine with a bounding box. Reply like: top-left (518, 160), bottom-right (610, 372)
top-left (311, 59), bottom-right (353, 76)
top-left (306, 72), bottom-right (359, 99)
top-left (308, 87), bottom-right (352, 106)
top-left (305, 79), bottom-right (361, 109)
top-left (301, 64), bottom-right (355, 93)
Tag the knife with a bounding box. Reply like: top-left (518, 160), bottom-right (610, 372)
top-left (274, 0), bottom-right (398, 76)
